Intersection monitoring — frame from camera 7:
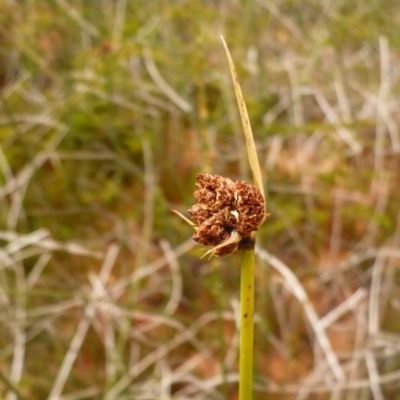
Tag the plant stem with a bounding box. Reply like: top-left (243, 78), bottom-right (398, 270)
top-left (239, 240), bottom-right (255, 400)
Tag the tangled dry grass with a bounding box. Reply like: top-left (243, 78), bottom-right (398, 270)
top-left (1, 1), bottom-right (400, 399)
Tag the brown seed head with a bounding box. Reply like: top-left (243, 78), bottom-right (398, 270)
top-left (188, 173), bottom-right (265, 256)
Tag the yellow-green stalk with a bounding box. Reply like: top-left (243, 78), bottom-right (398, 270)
top-left (239, 239), bottom-right (255, 400)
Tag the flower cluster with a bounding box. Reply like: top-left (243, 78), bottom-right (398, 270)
top-left (188, 173), bottom-right (265, 256)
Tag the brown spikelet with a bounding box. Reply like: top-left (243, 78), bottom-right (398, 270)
top-left (235, 181), bottom-right (265, 236)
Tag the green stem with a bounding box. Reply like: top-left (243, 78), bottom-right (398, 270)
top-left (239, 241), bottom-right (255, 400)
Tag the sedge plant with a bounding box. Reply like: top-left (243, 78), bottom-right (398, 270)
top-left (174, 37), bottom-right (266, 400)
top-left (221, 36), bottom-right (267, 400)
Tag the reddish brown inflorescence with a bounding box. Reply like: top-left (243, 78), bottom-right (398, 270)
top-left (188, 173), bottom-right (265, 256)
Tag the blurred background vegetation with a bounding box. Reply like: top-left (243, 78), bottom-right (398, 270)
top-left (1, 0), bottom-right (400, 399)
